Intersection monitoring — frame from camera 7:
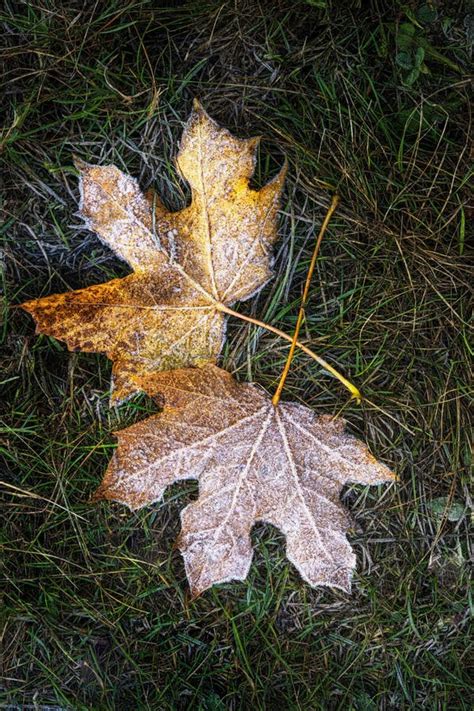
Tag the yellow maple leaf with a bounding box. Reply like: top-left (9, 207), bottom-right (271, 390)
top-left (22, 101), bottom-right (286, 403)
top-left (96, 365), bottom-right (395, 595)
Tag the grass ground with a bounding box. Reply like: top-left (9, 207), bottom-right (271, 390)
top-left (1, 1), bottom-right (472, 709)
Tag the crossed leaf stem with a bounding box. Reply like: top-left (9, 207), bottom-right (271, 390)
top-left (218, 195), bottom-right (362, 404)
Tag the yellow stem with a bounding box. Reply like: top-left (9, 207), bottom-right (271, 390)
top-left (272, 194), bottom-right (340, 407)
top-left (218, 301), bottom-right (361, 402)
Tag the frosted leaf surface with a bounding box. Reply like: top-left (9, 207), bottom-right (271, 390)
top-left (96, 365), bottom-right (395, 595)
top-left (21, 100), bottom-right (286, 403)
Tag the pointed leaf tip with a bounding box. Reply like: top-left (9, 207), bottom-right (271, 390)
top-left (72, 155), bottom-right (89, 172)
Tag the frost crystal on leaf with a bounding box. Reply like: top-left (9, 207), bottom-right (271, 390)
top-left (96, 365), bottom-right (395, 595)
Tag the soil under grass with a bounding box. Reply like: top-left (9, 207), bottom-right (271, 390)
top-left (1, 1), bottom-right (472, 709)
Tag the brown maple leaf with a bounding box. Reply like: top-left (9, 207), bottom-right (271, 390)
top-left (21, 101), bottom-right (286, 403)
top-left (96, 365), bottom-right (395, 595)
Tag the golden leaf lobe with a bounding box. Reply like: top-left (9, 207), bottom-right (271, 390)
top-left (22, 102), bottom-right (286, 403)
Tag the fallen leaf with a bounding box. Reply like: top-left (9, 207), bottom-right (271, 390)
top-left (22, 101), bottom-right (286, 403)
top-left (96, 365), bottom-right (395, 594)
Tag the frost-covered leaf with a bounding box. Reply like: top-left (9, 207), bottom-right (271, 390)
top-left (96, 365), bottom-right (395, 595)
top-left (427, 497), bottom-right (465, 523)
top-left (22, 101), bottom-right (286, 403)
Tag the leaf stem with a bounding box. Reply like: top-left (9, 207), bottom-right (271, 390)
top-left (218, 295), bottom-right (361, 402)
top-left (272, 194), bottom-right (341, 407)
